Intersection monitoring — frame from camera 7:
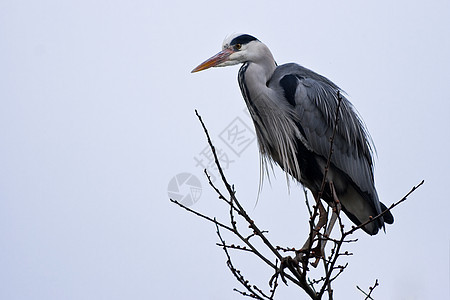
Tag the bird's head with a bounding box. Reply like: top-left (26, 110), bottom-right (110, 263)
top-left (191, 33), bottom-right (272, 73)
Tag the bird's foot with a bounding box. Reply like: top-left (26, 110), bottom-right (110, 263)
top-left (294, 239), bottom-right (324, 269)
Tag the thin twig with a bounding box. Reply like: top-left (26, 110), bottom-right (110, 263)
top-left (345, 180), bottom-right (425, 235)
top-left (170, 108), bottom-right (424, 300)
top-left (195, 110), bottom-right (284, 261)
top-left (357, 279), bottom-right (379, 300)
top-left (216, 243), bottom-right (254, 253)
top-left (215, 221), bottom-right (265, 300)
top-left (169, 198), bottom-right (234, 232)
top-left (195, 110), bottom-right (318, 299)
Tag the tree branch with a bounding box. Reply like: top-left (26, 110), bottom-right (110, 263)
top-left (170, 105), bottom-right (424, 299)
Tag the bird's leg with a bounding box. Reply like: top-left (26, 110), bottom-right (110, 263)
top-left (329, 181), bottom-right (342, 227)
top-left (324, 182), bottom-right (341, 238)
top-left (309, 182), bottom-right (343, 267)
top-left (316, 194), bottom-right (328, 230)
top-left (311, 182), bottom-right (342, 266)
top-left (295, 190), bottom-right (335, 267)
top-left (298, 192), bottom-right (328, 255)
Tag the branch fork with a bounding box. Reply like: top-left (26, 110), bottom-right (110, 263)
top-left (169, 102), bottom-right (424, 299)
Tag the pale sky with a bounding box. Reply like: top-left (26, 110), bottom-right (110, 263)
top-left (1, 1), bottom-right (449, 299)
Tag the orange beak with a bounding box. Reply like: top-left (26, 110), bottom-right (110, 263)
top-left (191, 48), bottom-right (234, 73)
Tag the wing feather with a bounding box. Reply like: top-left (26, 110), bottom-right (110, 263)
top-left (270, 63), bottom-right (379, 212)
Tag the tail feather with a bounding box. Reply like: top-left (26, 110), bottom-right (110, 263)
top-left (380, 202), bottom-right (394, 224)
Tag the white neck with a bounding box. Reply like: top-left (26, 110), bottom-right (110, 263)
top-left (242, 43), bottom-right (277, 98)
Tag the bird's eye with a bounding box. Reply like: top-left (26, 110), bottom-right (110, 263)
top-left (235, 44), bottom-right (242, 50)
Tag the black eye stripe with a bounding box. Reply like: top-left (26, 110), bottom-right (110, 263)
top-left (230, 34), bottom-right (258, 46)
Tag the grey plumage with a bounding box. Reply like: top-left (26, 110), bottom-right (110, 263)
top-left (192, 33), bottom-right (393, 235)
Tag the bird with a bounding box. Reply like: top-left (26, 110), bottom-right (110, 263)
top-left (191, 33), bottom-right (393, 236)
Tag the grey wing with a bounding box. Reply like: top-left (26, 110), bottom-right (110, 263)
top-left (272, 63), bottom-right (381, 214)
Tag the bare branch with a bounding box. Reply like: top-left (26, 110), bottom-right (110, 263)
top-left (215, 221), bottom-right (266, 300)
top-left (357, 279), bottom-right (379, 300)
top-left (215, 242), bottom-right (254, 253)
top-left (169, 198), bottom-right (234, 233)
top-left (194, 110), bottom-right (318, 299)
top-left (345, 180), bottom-right (425, 235)
top-left (170, 107), bottom-right (424, 299)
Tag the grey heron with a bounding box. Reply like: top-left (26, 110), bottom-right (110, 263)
top-left (191, 33), bottom-right (393, 236)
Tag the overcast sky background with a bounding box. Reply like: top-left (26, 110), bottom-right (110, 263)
top-left (1, 1), bottom-right (449, 299)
